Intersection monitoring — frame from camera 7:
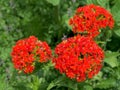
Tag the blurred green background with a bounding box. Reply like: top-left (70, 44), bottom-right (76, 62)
top-left (0, 0), bottom-right (120, 90)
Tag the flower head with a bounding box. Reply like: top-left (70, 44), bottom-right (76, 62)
top-left (69, 4), bottom-right (114, 38)
top-left (11, 36), bottom-right (52, 74)
top-left (53, 35), bottom-right (104, 82)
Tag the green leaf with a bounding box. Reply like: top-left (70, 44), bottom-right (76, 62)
top-left (47, 76), bottom-right (63, 90)
top-left (47, 82), bottom-right (56, 90)
top-left (29, 77), bottom-right (39, 90)
top-left (92, 71), bottom-right (103, 81)
top-left (104, 51), bottom-right (120, 68)
top-left (46, 0), bottom-right (60, 6)
top-left (62, 14), bottom-right (72, 30)
top-left (114, 29), bottom-right (120, 38)
top-left (86, 0), bottom-right (109, 8)
top-left (111, 0), bottom-right (120, 23)
top-left (86, 0), bottom-right (96, 4)
top-left (83, 85), bottom-right (93, 90)
top-left (0, 75), bottom-right (6, 90)
top-left (47, 75), bottom-right (79, 90)
top-left (95, 78), bottom-right (116, 89)
top-left (113, 24), bottom-right (120, 37)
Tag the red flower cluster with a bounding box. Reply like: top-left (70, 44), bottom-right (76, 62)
top-left (11, 36), bottom-right (52, 74)
top-left (69, 4), bottom-right (114, 37)
top-left (11, 4), bottom-right (113, 82)
top-left (53, 35), bottom-right (104, 82)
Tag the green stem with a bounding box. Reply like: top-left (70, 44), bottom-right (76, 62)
top-left (55, 5), bottom-right (60, 23)
top-left (75, 83), bottom-right (78, 90)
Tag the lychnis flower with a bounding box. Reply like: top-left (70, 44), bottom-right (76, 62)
top-left (53, 35), bottom-right (104, 82)
top-left (11, 36), bottom-right (52, 74)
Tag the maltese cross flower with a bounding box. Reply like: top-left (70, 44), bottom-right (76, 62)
top-left (11, 36), bottom-right (52, 74)
top-left (69, 4), bottom-right (114, 38)
top-left (53, 35), bottom-right (104, 82)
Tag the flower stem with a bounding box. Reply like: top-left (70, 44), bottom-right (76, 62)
top-left (75, 83), bottom-right (78, 90)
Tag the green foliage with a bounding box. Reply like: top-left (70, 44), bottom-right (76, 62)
top-left (95, 78), bottom-right (116, 89)
top-left (111, 0), bottom-right (120, 37)
top-left (111, 0), bottom-right (120, 23)
top-left (86, 0), bottom-right (109, 8)
top-left (46, 0), bottom-right (60, 6)
top-left (0, 30), bottom-right (23, 90)
top-left (0, 0), bottom-right (120, 90)
top-left (104, 51), bottom-right (120, 68)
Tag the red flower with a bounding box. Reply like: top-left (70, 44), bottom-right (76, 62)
top-left (11, 36), bottom-right (52, 74)
top-left (69, 4), bottom-right (114, 38)
top-left (53, 35), bottom-right (104, 82)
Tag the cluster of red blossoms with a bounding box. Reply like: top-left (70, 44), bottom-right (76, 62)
top-left (53, 4), bottom-right (114, 82)
top-left (11, 4), bottom-right (114, 82)
top-left (69, 4), bottom-right (114, 38)
top-left (53, 35), bottom-right (104, 82)
top-left (11, 36), bottom-right (52, 74)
